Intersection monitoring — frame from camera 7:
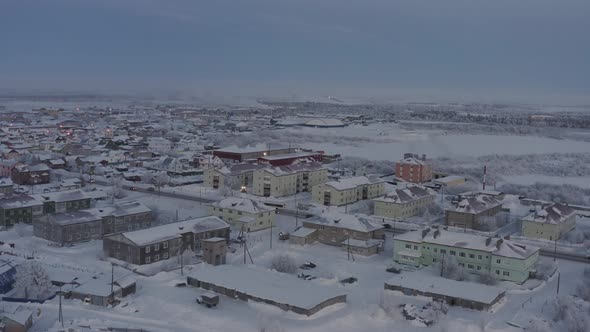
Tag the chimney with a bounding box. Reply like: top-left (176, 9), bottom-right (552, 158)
top-left (421, 228), bottom-right (430, 239)
top-left (422, 154), bottom-right (426, 161)
top-left (495, 238), bottom-right (504, 249)
top-left (404, 153), bottom-right (412, 159)
top-left (485, 237), bottom-right (492, 246)
top-left (433, 230), bottom-right (440, 239)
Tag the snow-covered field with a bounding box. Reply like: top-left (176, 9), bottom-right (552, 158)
top-left (502, 175), bottom-right (590, 189)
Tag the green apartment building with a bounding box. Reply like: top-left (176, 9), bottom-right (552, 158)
top-left (393, 228), bottom-right (539, 283)
top-left (0, 195), bottom-right (43, 228)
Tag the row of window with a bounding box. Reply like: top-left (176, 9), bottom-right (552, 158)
top-left (145, 252), bottom-right (169, 264)
top-left (145, 241), bottom-right (169, 253)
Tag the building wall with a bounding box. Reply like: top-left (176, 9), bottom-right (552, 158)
top-left (445, 204), bottom-right (502, 229)
top-left (101, 212), bottom-right (153, 236)
top-left (395, 163), bottom-right (432, 183)
top-left (374, 196), bottom-right (434, 219)
top-left (312, 182), bottom-right (384, 206)
top-left (253, 168), bottom-right (327, 197)
top-left (209, 206), bottom-right (275, 232)
top-left (522, 214), bottom-right (576, 241)
top-left (393, 238), bottom-right (538, 283)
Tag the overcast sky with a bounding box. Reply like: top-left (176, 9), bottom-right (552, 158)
top-left (1, 0), bottom-right (589, 103)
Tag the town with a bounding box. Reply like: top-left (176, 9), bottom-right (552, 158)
top-left (0, 103), bottom-right (588, 332)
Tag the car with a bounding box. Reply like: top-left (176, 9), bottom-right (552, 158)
top-left (130, 187), bottom-right (137, 191)
top-left (278, 232), bottom-right (290, 241)
top-left (300, 261), bottom-right (317, 269)
top-left (297, 273), bottom-right (316, 281)
top-left (340, 277), bottom-right (358, 284)
top-left (386, 266), bottom-right (401, 274)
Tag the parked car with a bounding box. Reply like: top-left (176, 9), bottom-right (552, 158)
top-left (386, 266), bottom-right (401, 274)
top-left (340, 277), bottom-right (358, 284)
top-left (278, 232), bottom-right (290, 241)
top-left (297, 273), bottom-right (316, 281)
top-left (196, 293), bottom-right (219, 308)
top-left (300, 261), bottom-right (317, 269)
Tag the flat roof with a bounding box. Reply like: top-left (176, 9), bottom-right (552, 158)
top-left (189, 265), bottom-right (346, 311)
top-left (386, 273), bottom-right (504, 304)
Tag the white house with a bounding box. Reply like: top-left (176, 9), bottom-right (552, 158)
top-left (311, 175), bottom-right (385, 206)
top-left (209, 197), bottom-right (275, 232)
top-left (252, 162), bottom-right (327, 197)
top-left (373, 185), bottom-right (436, 219)
top-left (521, 203), bottom-right (576, 241)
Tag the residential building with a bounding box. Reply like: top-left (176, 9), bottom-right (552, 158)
top-left (373, 185), bottom-right (436, 219)
top-left (521, 203), bottom-right (576, 241)
top-left (32, 190), bottom-right (93, 214)
top-left (445, 194), bottom-right (502, 229)
top-left (1, 305), bottom-right (34, 332)
top-left (102, 216), bottom-right (230, 265)
top-left (11, 164), bottom-right (50, 185)
top-left (0, 195), bottom-right (43, 228)
top-left (252, 162), bottom-right (327, 197)
top-left (204, 163), bottom-right (265, 190)
top-left (257, 150), bottom-right (324, 166)
top-left (393, 228), bottom-right (539, 283)
top-left (209, 197), bottom-right (275, 232)
top-left (297, 214), bottom-right (385, 255)
top-left (0, 177), bottom-right (14, 194)
top-left (33, 201), bottom-right (153, 245)
top-left (312, 175), bottom-right (385, 206)
top-left (395, 153), bottom-right (432, 183)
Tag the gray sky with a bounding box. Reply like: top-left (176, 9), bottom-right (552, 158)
top-left (1, 0), bottom-right (589, 104)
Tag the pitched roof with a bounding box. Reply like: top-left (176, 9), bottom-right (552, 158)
top-left (263, 161), bottom-right (324, 176)
top-left (210, 197), bottom-right (273, 214)
top-left (522, 203), bottom-right (576, 225)
top-left (374, 185), bottom-right (435, 204)
top-left (305, 213), bottom-right (383, 233)
top-left (447, 194), bottom-right (502, 214)
top-left (324, 176), bottom-right (384, 191)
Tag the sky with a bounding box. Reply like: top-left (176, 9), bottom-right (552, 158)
top-left (1, 0), bottom-right (589, 104)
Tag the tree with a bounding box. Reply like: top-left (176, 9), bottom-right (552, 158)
top-left (440, 256), bottom-right (467, 281)
top-left (270, 253), bottom-right (297, 274)
top-left (476, 272), bottom-right (498, 286)
top-left (12, 261), bottom-right (53, 300)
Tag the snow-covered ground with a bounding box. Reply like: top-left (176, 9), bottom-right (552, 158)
top-left (3, 213), bottom-right (589, 332)
top-left (502, 175), bottom-right (590, 189)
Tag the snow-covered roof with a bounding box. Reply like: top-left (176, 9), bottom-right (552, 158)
top-left (374, 185), bottom-right (435, 204)
top-left (395, 228), bottom-right (539, 260)
top-left (259, 151), bottom-right (321, 161)
top-left (92, 201), bottom-right (151, 218)
top-left (305, 213), bottom-right (383, 233)
top-left (47, 210), bottom-right (103, 226)
top-left (262, 161), bottom-right (324, 177)
top-left (72, 278), bottom-right (120, 297)
top-left (32, 189), bottom-right (92, 203)
top-left (522, 203), bottom-right (576, 225)
top-left (215, 163), bottom-right (266, 176)
top-left (447, 194), bottom-right (502, 214)
top-left (324, 175), bottom-right (383, 191)
top-left (2, 306), bottom-right (33, 326)
top-left (291, 227), bottom-right (317, 238)
top-left (188, 265), bottom-right (346, 311)
top-left (386, 273), bottom-right (504, 304)
top-left (0, 177), bottom-right (13, 187)
top-left (216, 143), bottom-right (293, 154)
top-left (342, 238), bottom-right (381, 248)
top-left (211, 197), bottom-right (273, 214)
top-left (0, 194), bottom-right (42, 209)
top-left (305, 118), bottom-right (345, 127)
top-left (120, 216), bottom-right (229, 246)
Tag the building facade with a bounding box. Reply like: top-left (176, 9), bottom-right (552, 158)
top-left (209, 197), bottom-right (275, 232)
top-left (521, 203), bottom-right (576, 241)
top-left (373, 185), bottom-right (436, 219)
top-left (11, 164), bottom-right (50, 185)
top-left (445, 195), bottom-right (503, 230)
top-left (252, 162), bottom-right (327, 197)
top-left (103, 216), bottom-right (230, 265)
top-left (395, 153), bottom-right (432, 183)
top-left (312, 176), bottom-right (385, 206)
top-left (393, 228), bottom-right (539, 283)
top-left (0, 195), bottom-right (43, 228)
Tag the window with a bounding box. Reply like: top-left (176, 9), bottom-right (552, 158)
top-left (469, 254), bottom-right (475, 259)
top-left (440, 249), bottom-right (446, 254)
top-left (163, 253), bottom-right (169, 259)
top-left (145, 246), bottom-right (150, 254)
top-left (154, 254), bottom-right (160, 261)
top-left (503, 271), bottom-right (510, 277)
top-left (413, 245), bottom-right (418, 250)
top-left (145, 256), bottom-right (151, 264)
top-left (450, 250), bottom-right (456, 256)
top-left (468, 264), bottom-right (474, 269)
top-left (478, 255), bottom-right (482, 260)
top-left (163, 241), bottom-right (168, 249)
top-left (405, 244), bottom-right (412, 249)
top-left (495, 270), bottom-right (500, 275)
top-left (154, 243), bottom-right (159, 251)
top-left (496, 259), bottom-right (501, 264)
top-left (459, 263), bottom-right (465, 267)
top-left (434, 248), bottom-right (438, 253)
top-left (477, 266), bottom-right (482, 271)
top-left (432, 258), bottom-right (437, 263)
top-left (459, 252), bottom-right (465, 257)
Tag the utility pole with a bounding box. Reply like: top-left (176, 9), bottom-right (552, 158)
top-left (270, 220), bottom-right (273, 249)
top-left (110, 263), bottom-right (115, 303)
top-left (294, 192), bottom-right (299, 229)
top-left (556, 271), bottom-right (561, 295)
top-left (553, 238), bottom-right (557, 262)
top-left (58, 285), bottom-right (63, 327)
